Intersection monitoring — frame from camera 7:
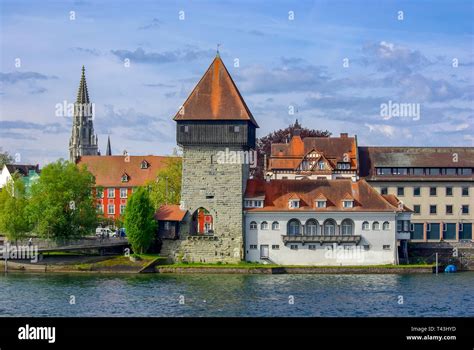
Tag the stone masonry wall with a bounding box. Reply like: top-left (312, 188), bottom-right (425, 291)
top-left (409, 241), bottom-right (474, 270)
top-left (161, 146), bottom-right (249, 263)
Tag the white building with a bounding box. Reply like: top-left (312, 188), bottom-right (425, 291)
top-left (0, 164), bottom-right (40, 192)
top-left (244, 178), bottom-right (411, 266)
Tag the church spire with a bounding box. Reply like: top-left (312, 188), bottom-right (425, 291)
top-left (76, 65), bottom-right (90, 104)
top-left (106, 135), bottom-right (112, 156)
top-left (69, 65), bottom-right (98, 162)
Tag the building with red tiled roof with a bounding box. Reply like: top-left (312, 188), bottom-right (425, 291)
top-left (244, 178), bottom-right (412, 266)
top-left (160, 54), bottom-right (259, 264)
top-left (267, 132), bottom-right (358, 180)
top-left (155, 204), bottom-right (187, 240)
top-left (77, 155), bottom-right (178, 220)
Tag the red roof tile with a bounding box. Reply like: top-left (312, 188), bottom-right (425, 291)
top-left (77, 155), bottom-right (178, 187)
top-left (155, 204), bottom-right (187, 221)
top-left (269, 135), bottom-right (358, 170)
top-left (173, 56), bottom-right (258, 127)
top-left (245, 178), bottom-right (406, 212)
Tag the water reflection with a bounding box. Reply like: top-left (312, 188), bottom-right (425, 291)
top-left (0, 273), bottom-right (472, 317)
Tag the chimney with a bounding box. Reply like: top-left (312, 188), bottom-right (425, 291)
top-left (340, 133), bottom-right (348, 138)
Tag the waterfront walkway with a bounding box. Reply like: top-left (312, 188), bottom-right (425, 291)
top-left (1, 236), bottom-right (129, 253)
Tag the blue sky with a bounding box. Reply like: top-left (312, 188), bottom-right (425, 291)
top-left (1, 0), bottom-right (473, 166)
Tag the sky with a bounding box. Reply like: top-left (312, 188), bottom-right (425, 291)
top-left (1, 0), bottom-right (473, 166)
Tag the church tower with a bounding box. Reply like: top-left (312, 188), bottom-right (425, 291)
top-left (162, 54), bottom-right (258, 263)
top-left (69, 66), bottom-right (99, 162)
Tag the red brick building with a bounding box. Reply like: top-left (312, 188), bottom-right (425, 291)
top-left (77, 155), bottom-right (176, 221)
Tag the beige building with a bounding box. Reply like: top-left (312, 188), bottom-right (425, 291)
top-left (359, 147), bottom-right (473, 242)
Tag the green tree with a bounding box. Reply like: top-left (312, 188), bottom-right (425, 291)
top-left (0, 148), bottom-right (14, 169)
top-left (28, 160), bottom-right (97, 241)
top-left (124, 187), bottom-right (157, 254)
top-left (148, 157), bottom-right (182, 210)
top-left (0, 175), bottom-right (32, 242)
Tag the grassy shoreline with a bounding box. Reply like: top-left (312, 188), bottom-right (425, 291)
top-left (0, 255), bottom-right (437, 274)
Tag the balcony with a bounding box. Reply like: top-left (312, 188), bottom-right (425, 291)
top-left (282, 235), bottom-right (362, 245)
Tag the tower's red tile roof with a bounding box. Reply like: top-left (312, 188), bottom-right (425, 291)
top-left (77, 155), bottom-right (177, 187)
top-left (245, 178), bottom-right (405, 212)
top-left (173, 55), bottom-right (258, 127)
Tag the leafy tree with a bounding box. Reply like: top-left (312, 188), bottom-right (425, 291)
top-left (124, 187), bottom-right (157, 254)
top-left (252, 120), bottom-right (331, 179)
top-left (27, 160), bottom-right (97, 241)
top-left (0, 148), bottom-right (14, 169)
top-left (148, 157), bottom-right (182, 210)
top-left (0, 174), bottom-right (32, 243)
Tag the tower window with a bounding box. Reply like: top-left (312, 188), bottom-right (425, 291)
top-left (180, 125), bottom-right (189, 133)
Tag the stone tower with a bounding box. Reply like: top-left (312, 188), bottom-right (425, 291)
top-left (69, 66), bottom-right (99, 162)
top-left (162, 54), bottom-right (258, 263)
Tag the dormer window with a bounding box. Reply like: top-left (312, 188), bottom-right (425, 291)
top-left (316, 200), bottom-right (327, 208)
top-left (244, 199), bottom-right (264, 208)
top-left (342, 200), bottom-right (354, 208)
top-left (121, 173), bottom-right (129, 182)
top-left (140, 160), bottom-right (149, 169)
top-left (289, 199), bottom-right (300, 209)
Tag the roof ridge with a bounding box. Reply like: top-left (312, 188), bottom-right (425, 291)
top-left (173, 56), bottom-right (258, 127)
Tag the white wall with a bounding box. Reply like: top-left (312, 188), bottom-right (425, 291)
top-left (244, 211), bottom-right (399, 266)
top-left (0, 166), bottom-right (12, 189)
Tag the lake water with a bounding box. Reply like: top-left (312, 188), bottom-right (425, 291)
top-left (0, 272), bottom-right (473, 317)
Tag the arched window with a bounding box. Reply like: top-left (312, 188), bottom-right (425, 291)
top-left (305, 219), bottom-right (319, 235)
top-left (383, 221), bottom-right (390, 230)
top-left (323, 219), bottom-right (337, 236)
top-left (272, 221), bottom-right (280, 230)
top-left (341, 219), bottom-right (354, 236)
top-left (373, 221), bottom-right (380, 230)
top-left (362, 221), bottom-right (370, 230)
top-left (250, 221), bottom-right (257, 230)
top-left (261, 221), bottom-right (269, 230)
top-left (287, 219), bottom-right (301, 236)
top-left (192, 207), bottom-right (213, 235)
